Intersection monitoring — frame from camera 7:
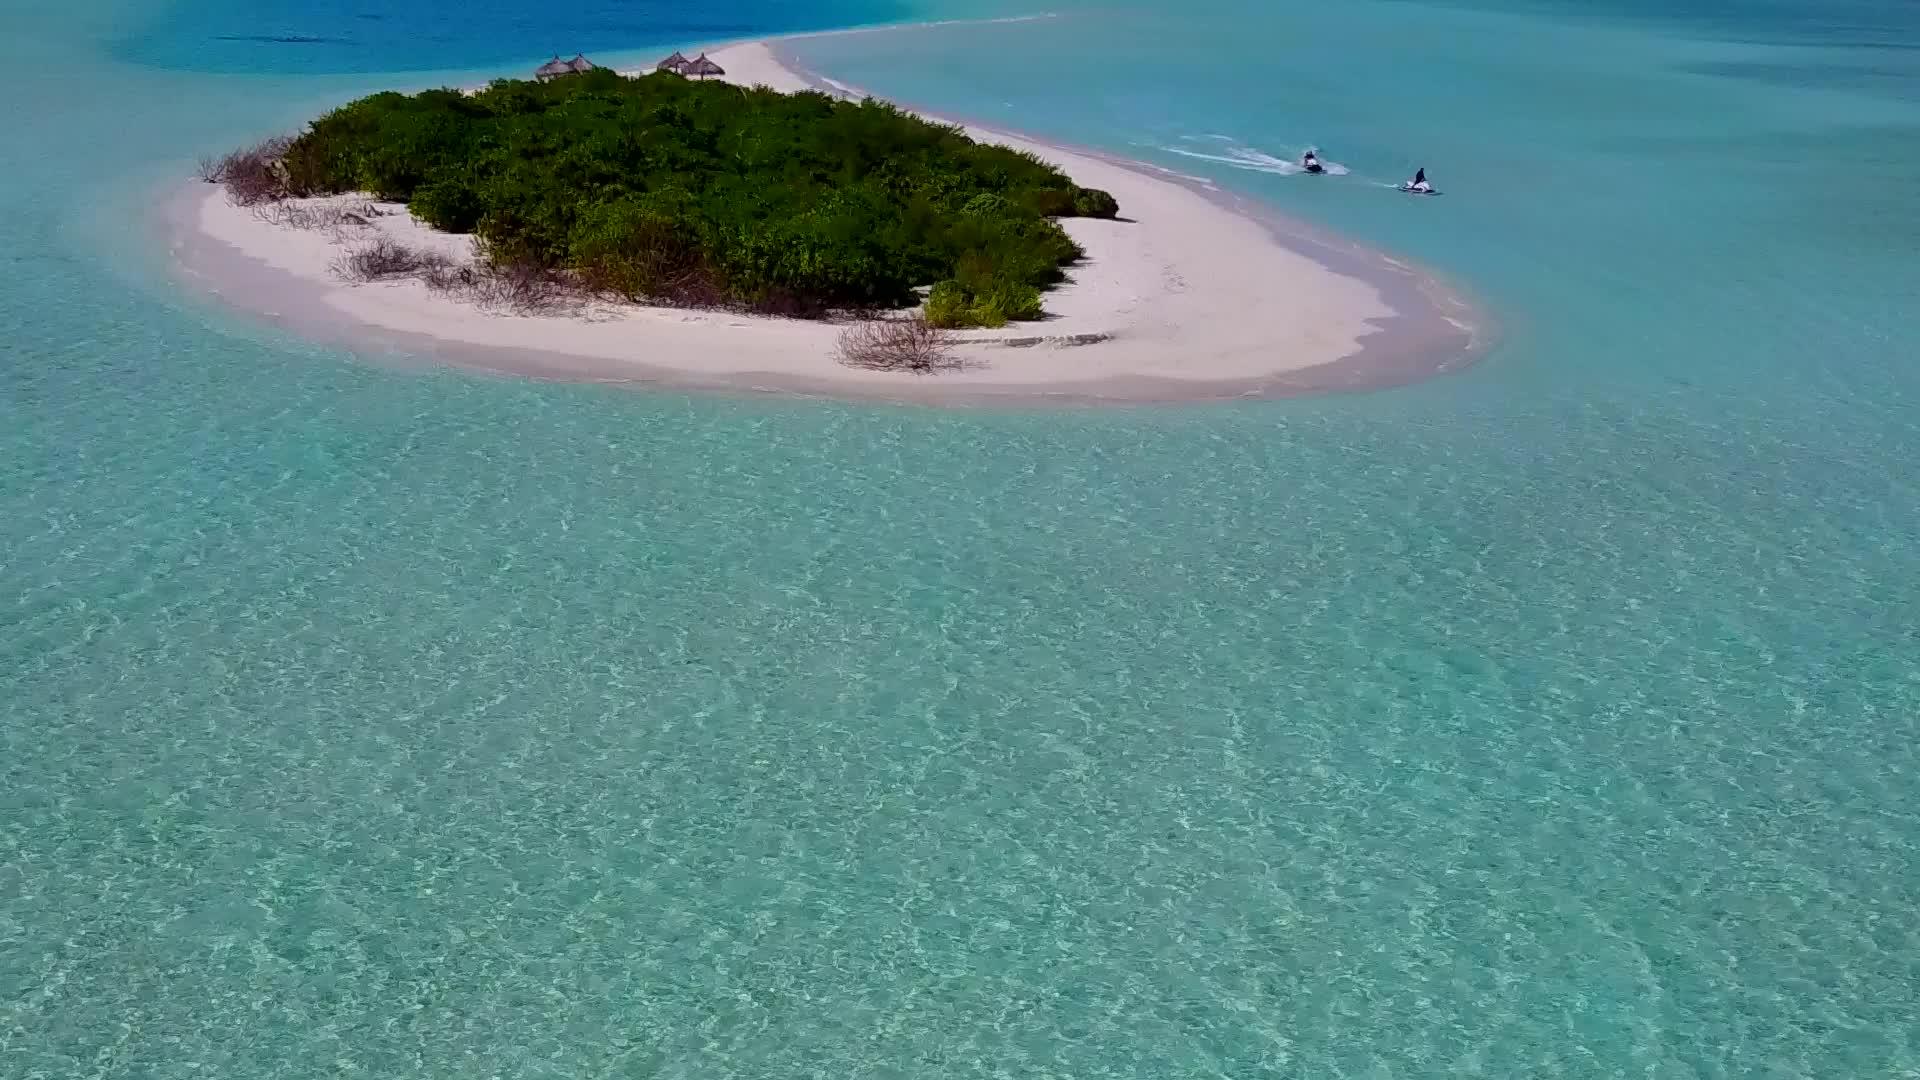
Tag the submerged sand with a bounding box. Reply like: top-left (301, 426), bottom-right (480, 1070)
top-left (167, 40), bottom-right (1484, 405)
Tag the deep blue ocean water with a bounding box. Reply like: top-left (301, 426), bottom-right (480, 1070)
top-left (3, 0), bottom-right (1918, 1075)
top-left (112, 0), bottom-right (917, 75)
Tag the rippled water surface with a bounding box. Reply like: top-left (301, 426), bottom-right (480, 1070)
top-left (3, 0), bottom-right (1918, 1075)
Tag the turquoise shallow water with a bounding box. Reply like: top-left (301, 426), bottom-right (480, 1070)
top-left (4, 0), bottom-right (1919, 1075)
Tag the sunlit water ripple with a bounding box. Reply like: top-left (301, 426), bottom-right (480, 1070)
top-left (3, 0), bottom-right (1917, 1074)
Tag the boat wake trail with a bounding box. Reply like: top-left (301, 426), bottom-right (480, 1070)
top-left (1158, 136), bottom-right (1349, 177)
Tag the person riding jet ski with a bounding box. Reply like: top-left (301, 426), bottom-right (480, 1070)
top-left (1404, 167), bottom-right (1432, 193)
top-left (1302, 149), bottom-right (1325, 174)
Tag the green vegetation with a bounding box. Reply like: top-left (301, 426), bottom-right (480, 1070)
top-left (261, 69), bottom-right (1119, 324)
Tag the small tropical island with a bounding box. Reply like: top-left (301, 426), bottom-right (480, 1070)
top-left (203, 62), bottom-right (1123, 365)
top-left (179, 41), bottom-right (1471, 401)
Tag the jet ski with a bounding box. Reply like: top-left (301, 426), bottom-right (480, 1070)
top-left (1302, 152), bottom-right (1325, 175)
top-left (1400, 168), bottom-right (1437, 195)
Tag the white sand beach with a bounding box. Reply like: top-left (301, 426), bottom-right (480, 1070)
top-left (171, 41), bottom-right (1477, 404)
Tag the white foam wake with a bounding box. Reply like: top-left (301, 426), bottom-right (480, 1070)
top-left (1160, 143), bottom-right (1302, 175)
top-left (1160, 139), bottom-right (1351, 178)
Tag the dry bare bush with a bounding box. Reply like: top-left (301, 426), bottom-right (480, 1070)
top-left (199, 136), bottom-right (296, 206)
top-left (330, 238), bottom-right (453, 282)
top-left (469, 263), bottom-right (580, 315)
top-left (836, 315), bottom-right (960, 373)
top-left (255, 200), bottom-right (383, 239)
top-left (419, 263), bottom-right (472, 295)
top-left (318, 230), bottom-right (584, 315)
top-left (423, 261), bottom-right (582, 316)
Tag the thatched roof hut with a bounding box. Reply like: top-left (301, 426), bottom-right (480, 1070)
top-left (534, 53), bottom-right (595, 80)
top-left (655, 50), bottom-right (689, 74)
top-left (684, 53), bottom-right (725, 79)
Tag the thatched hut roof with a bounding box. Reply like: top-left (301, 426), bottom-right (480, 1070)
top-left (655, 50), bottom-right (689, 73)
top-left (566, 53), bottom-right (596, 73)
top-left (533, 55), bottom-right (572, 80)
top-left (684, 53), bottom-right (725, 79)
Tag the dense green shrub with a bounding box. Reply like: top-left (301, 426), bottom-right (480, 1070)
top-left (1021, 187), bottom-right (1078, 218)
top-left (1073, 187), bottom-right (1120, 219)
top-left (410, 172), bottom-right (485, 233)
top-left (568, 195), bottom-right (702, 299)
top-left (922, 275), bottom-right (1046, 329)
top-left (981, 281), bottom-right (1043, 323)
top-left (924, 280), bottom-right (973, 329)
top-left (961, 193), bottom-right (1011, 217)
top-left (266, 70), bottom-right (1118, 317)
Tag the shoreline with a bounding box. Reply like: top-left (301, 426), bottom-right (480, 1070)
top-left (165, 37), bottom-right (1487, 406)
top-left (756, 39), bottom-right (1489, 391)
